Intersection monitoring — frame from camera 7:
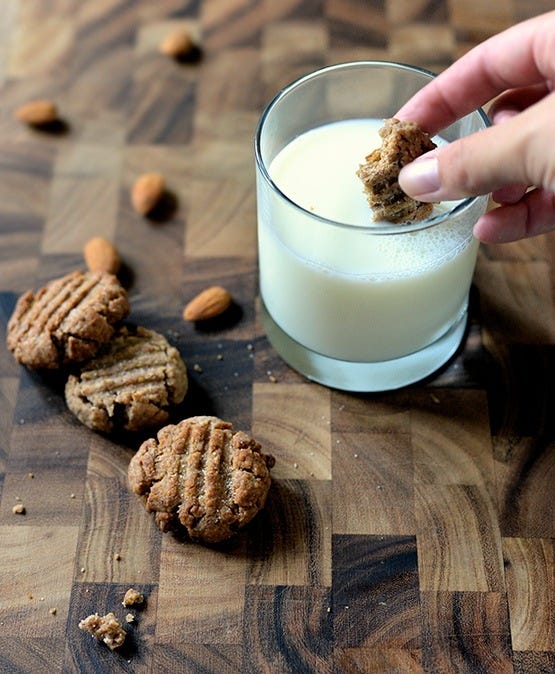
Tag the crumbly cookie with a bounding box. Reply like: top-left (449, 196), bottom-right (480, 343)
top-left (7, 270), bottom-right (129, 369)
top-left (357, 117), bottom-right (437, 223)
top-left (78, 612), bottom-right (126, 650)
top-left (122, 588), bottom-right (144, 608)
top-left (65, 326), bottom-right (188, 433)
top-left (128, 415), bottom-right (275, 543)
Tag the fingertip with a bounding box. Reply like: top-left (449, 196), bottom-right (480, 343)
top-left (398, 156), bottom-right (440, 200)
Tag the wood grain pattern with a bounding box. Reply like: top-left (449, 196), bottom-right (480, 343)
top-left (0, 1), bottom-right (554, 672)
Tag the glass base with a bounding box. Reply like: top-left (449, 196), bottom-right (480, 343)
top-left (261, 300), bottom-right (467, 392)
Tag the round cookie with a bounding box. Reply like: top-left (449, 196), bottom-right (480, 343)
top-left (65, 326), bottom-right (187, 433)
top-left (7, 270), bottom-right (129, 369)
top-left (128, 415), bottom-right (275, 543)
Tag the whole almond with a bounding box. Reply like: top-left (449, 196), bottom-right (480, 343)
top-left (15, 99), bottom-right (58, 126)
top-left (160, 29), bottom-right (195, 58)
top-left (83, 237), bottom-right (121, 275)
top-left (183, 286), bottom-right (232, 321)
top-left (131, 173), bottom-right (165, 215)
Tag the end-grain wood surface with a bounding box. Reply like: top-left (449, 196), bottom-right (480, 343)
top-left (1, 1), bottom-right (554, 672)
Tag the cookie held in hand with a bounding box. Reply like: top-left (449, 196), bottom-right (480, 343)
top-left (128, 415), bottom-right (275, 543)
top-left (357, 117), bottom-right (437, 223)
top-left (7, 270), bottom-right (129, 369)
top-left (65, 326), bottom-right (187, 433)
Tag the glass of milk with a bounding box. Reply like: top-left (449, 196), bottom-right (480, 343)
top-left (254, 61), bottom-right (489, 391)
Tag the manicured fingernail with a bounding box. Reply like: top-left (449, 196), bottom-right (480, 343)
top-left (399, 157), bottom-right (440, 198)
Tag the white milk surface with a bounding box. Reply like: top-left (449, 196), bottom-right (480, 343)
top-left (258, 119), bottom-right (479, 363)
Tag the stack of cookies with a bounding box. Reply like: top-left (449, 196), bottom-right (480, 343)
top-left (6, 270), bottom-right (274, 543)
top-left (7, 269), bottom-right (188, 433)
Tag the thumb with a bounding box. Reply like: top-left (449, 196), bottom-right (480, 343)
top-left (398, 107), bottom-right (542, 202)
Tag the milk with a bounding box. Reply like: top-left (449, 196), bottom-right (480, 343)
top-left (257, 118), bottom-right (481, 363)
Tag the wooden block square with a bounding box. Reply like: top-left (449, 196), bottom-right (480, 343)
top-left (64, 581), bottom-right (156, 669)
top-left (127, 58), bottom-right (197, 144)
top-left (0, 468), bottom-right (84, 526)
top-left (485, 344), bottom-right (555, 438)
top-left (195, 47), bottom-right (262, 114)
top-left (44, 176), bottom-right (120, 255)
top-left (0, 377), bottom-right (18, 469)
top-left (180, 338), bottom-right (255, 431)
top-left (449, 0), bottom-right (514, 39)
top-left (332, 432), bottom-right (415, 535)
top-left (420, 591), bottom-right (512, 672)
top-left (156, 534), bottom-right (247, 644)
top-left (332, 534), bottom-right (420, 648)
top-left (494, 435), bottom-right (555, 539)
top-left (411, 389), bottom-right (495, 488)
top-left (474, 259), bottom-right (555, 344)
top-left (504, 537), bottom-right (555, 652)
top-left (200, 0), bottom-right (263, 49)
top-left (327, 0), bottom-right (387, 48)
top-left (0, 216), bottom-right (41, 295)
top-left (243, 585), bottom-right (333, 673)
top-left (77, 476), bottom-right (162, 584)
top-left (261, 20), bottom-right (327, 95)
top-left (387, 0), bottom-right (448, 23)
top-left (248, 478), bottom-right (331, 587)
top-left (186, 178), bottom-right (257, 259)
top-left (0, 141), bottom-right (54, 218)
top-left (0, 525), bottom-right (79, 637)
top-left (331, 390), bottom-right (411, 435)
top-left (252, 382), bottom-right (331, 479)
top-left (7, 368), bottom-right (90, 475)
top-left (152, 643), bottom-right (243, 674)
top-left (389, 24), bottom-right (455, 70)
top-left (335, 647), bottom-right (424, 674)
top-left (513, 651), bottom-right (555, 674)
top-left (8, 1), bottom-right (75, 80)
top-left (416, 484), bottom-right (504, 591)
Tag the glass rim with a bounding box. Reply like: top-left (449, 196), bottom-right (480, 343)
top-left (254, 60), bottom-right (491, 235)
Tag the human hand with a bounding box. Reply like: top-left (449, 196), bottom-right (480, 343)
top-left (396, 11), bottom-right (555, 243)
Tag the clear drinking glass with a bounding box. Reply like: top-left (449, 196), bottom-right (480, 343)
top-left (255, 61), bottom-right (489, 391)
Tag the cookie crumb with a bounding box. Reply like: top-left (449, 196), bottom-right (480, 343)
top-left (28, 472), bottom-right (35, 479)
top-left (122, 588), bottom-right (144, 608)
top-left (125, 613), bottom-right (135, 623)
top-left (78, 612), bottom-right (126, 650)
top-left (113, 553), bottom-right (121, 561)
top-left (12, 504), bottom-right (26, 515)
top-left (193, 363), bottom-right (203, 373)
top-left (49, 608), bottom-right (57, 615)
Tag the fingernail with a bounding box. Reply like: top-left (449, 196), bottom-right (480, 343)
top-left (399, 157), bottom-right (440, 198)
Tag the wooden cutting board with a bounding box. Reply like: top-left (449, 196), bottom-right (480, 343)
top-left (0, 1), bottom-right (554, 672)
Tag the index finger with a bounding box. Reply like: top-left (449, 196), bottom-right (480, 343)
top-left (396, 10), bottom-right (555, 134)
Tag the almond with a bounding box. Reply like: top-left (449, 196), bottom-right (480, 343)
top-left (15, 99), bottom-right (58, 126)
top-left (83, 237), bottom-right (121, 275)
top-left (183, 286), bottom-right (232, 321)
top-left (131, 172), bottom-right (165, 215)
top-left (160, 29), bottom-right (195, 58)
